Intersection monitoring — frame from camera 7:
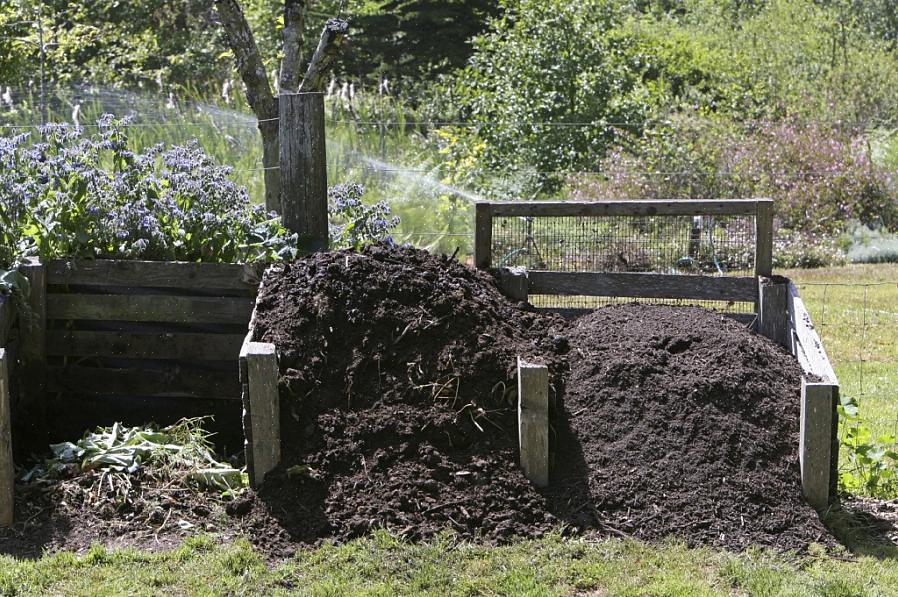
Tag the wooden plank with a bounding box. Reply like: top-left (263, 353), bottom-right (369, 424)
top-left (47, 365), bottom-right (241, 400)
top-left (787, 283), bottom-right (837, 382)
top-left (241, 339), bottom-right (280, 487)
top-left (539, 307), bottom-right (755, 324)
top-left (488, 199), bottom-right (764, 217)
top-left (20, 259), bottom-right (47, 440)
top-left (758, 277), bottom-right (790, 347)
top-left (800, 380), bottom-right (835, 511)
top-left (517, 357), bottom-right (549, 487)
top-left (46, 331), bottom-right (245, 361)
top-left (528, 271), bottom-right (758, 302)
top-left (47, 294), bottom-right (254, 325)
top-left (755, 199), bottom-right (774, 277)
top-left (280, 92), bottom-right (328, 252)
top-left (46, 260), bottom-right (263, 292)
top-left (0, 349), bottom-right (12, 527)
top-left (474, 202), bottom-right (493, 269)
top-left (497, 267), bottom-right (528, 301)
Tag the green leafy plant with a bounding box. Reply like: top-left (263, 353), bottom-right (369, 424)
top-left (26, 418), bottom-right (247, 496)
top-left (838, 393), bottom-right (898, 496)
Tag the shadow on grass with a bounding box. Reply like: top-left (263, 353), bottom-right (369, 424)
top-left (823, 498), bottom-right (898, 559)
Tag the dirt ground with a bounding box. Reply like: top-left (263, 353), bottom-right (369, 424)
top-left (1, 244), bottom-right (890, 558)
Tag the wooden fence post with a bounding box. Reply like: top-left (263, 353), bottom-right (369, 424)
top-left (517, 357), bottom-right (549, 487)
top-left (240, 338), bottom-right (281, 488)
top-left (758, 277), bottom-right (790, 347)
top-left (279, 92), bottom-right (328, 253)
top-left (474, 202), bottom-right (492, 269)
top-left (0, 348), bottom-right (12, 527)
top-left (755, 199), bottom-right (774, 277)
top-left (800, 379), bottom-right (836, 511)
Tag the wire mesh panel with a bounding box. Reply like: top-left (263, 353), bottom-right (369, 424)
top-left (491, 214), bottom-right (756, 275)
top-left (484, 201), bottom-right (765, 313)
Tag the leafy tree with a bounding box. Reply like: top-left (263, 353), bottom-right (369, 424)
top-left (344, 0), bottom-right (499, 84)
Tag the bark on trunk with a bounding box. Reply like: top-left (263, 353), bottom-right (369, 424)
top-left (298, 19), bottom-right (350, 93)
top-left (279, 0), bottom-right (307, 92)
top-left (215, 0), bottom-right (281, 212)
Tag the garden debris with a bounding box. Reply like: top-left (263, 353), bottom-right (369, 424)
top-left (25, 418), bottom-right (246, 494)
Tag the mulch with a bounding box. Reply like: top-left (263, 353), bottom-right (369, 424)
top-left (0, 243), bottom-right (873, 558)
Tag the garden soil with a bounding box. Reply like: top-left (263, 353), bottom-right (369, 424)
top-left (0, 244), bottom-right (845, 557)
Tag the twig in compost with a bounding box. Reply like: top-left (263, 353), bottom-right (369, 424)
top-left (423, 500), bottom-right (465, 514)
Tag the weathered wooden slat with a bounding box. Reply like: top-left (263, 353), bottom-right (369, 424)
top-left (47, 294), bottom-right (254, 325)
top-left (528, 271), bottom-right (759, 302)
top-left (474, 202), bottom-right (493, 269)
top-left (46, 259), bottom-right (263, 292)
top-left (0, 348), bottom-right (13, 527)
top-left (787, 282), bottom-right (837, 382)
top-left (538, 307), bottom-right (755, 324)
top-left (47, 365), bottom-right (241, 400)
top-left (758, 277), bottom-right (790, 347)
top-left (488, 199), bottom-right (766, 217)
top-left (240, 338), bottom-right (281, 487)
top-left (46, 330), bottom-right (245, 361)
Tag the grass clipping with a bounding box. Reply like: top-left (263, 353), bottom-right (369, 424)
top-left (26, 418), bottom-right (247, 497)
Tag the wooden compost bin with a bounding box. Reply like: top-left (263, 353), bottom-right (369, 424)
top-left (14, 257), bottom-right (262, 443)
top-left (475, 199), bottom-right (839, 511)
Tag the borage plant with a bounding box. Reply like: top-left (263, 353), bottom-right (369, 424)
top-left (328, 183), bottom-right (400, 249)
top-left (0, 115), bottom-right (297, 264)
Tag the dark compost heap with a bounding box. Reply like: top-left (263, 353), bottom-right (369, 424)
top-left (550, 305), bottom-right (831, 551)
top-left (247, 244), bottom-right (832, 551)
top-left (250, 244), bottom-right (569, 543)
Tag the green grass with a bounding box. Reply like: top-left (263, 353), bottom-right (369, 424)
top-left (782, 264), bottom-right (898, 496)
top-left (2, 532), bottom-right (898, 596)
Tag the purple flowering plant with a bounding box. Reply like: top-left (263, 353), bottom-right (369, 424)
top-left (327, 183), bottom-right (400, 249)
top-left (0, 115), bottom-right (297, 267)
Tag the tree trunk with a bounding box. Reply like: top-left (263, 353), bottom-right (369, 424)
top-left (215, 0), bottom-right (281, 212)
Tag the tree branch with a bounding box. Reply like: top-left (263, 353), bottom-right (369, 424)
top-left (279, 0), bottom-right (307, 92)
top-left (298, 18), bottom-right (350, 93)
top-left (214, 0), bottom-right (276, 119)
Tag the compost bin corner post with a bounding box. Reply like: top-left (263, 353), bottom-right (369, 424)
top-left (517, 357), bottom-right (549, 487)
top-left (240, 338), bottom-right (281, 488)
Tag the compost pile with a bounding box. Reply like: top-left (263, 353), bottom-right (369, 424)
top-left (249, 244), bottom-right (569, 543)
top-left (245, 243), bottom-right (833, 551)
top-left (550, 305), bottom-right (832, 550)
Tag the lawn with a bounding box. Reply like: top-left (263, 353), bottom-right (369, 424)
top-left (2, 532), bottom-right (898, 597)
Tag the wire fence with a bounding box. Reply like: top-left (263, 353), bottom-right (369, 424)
top-left (794, 279), bottom-right (898, 444)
